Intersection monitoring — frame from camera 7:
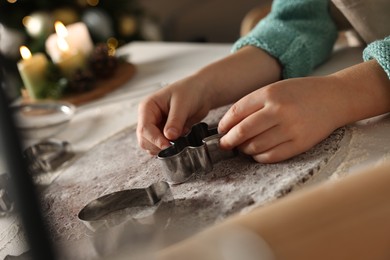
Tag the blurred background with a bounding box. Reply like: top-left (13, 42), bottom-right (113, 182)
top-left (0, 0), bottom-right (271, 100)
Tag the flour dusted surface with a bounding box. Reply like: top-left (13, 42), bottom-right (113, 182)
top-left (41, 106), bottom-right (349, 247)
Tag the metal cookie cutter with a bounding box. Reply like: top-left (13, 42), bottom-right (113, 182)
top-left (0, 173), bottom-right (14, 215)
top-left (158, 122), bottom-right (237, 184)
top-left (24, 139), bottom-right (74, 174)
top-left (78, 181), bottom-right (173, 232)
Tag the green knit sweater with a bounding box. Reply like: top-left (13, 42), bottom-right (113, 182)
top-left (233, 0), bottom-right (390, 79)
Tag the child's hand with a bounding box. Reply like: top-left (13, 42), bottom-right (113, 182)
top-left (137, 46), bottom-right (282, 155)
top-left (218, 60), bottom-right (390, 163)
top-left (218, 76), bottom-right (346, 163)
top-left (137, 76), bottom-right (212, 155)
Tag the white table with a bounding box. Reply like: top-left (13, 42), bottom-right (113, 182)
top-left (2, 42), bottom-right (390, 258)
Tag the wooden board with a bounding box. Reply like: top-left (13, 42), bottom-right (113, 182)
top-left (61, 62), bottom-right (136, 106)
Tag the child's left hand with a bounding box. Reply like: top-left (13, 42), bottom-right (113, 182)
top-left (218, 75), bottom-right (347, 163)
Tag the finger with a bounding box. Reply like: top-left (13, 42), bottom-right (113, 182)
top-left (253, 140), bottom-right (304, 163)
top-left (146, 143), bottom-right (161, 156)
top-left (163, 96), bottom-right (192, 140)
top-left (219, 109), bottom-right (277, 150)
top-left (181, 114), bottom-right (208, 135)
top-left (238, 125), bottom-right (291, 155)
top-left (218, 92), bottom-right (264, 134)
top-left (138, 99), bottom-right (171, 150)
top-left (137, 123), bottom-right (171, 153)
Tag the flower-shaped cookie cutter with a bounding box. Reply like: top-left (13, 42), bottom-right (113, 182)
top-left (78, 181), bottom-right (173, 232)
top-left (158, 122), bottom-right (237, 184)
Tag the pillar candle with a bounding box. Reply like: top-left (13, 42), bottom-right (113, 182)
top-left (17, 46), bottom-right (49, 100)
top-left (45, 22), bottom-right (93, 63)
top-left (55, 37), bottom-right (86, 78)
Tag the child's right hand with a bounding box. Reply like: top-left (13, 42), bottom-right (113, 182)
top-left (137, 75), bottom-right (212, 155)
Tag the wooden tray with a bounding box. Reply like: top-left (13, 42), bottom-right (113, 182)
top-left (62, 62), bottom-right (136, 106)
top-left (23, 62), bottom-right (136, 106)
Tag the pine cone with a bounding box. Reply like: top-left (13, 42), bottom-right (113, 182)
top-left (68, 69), bottom-right (95, 93)
top-left (89, 43), bottom-right (118, 78)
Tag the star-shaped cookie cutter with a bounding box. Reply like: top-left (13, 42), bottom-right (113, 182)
top-left (158, 122), bottom-right (237, 184)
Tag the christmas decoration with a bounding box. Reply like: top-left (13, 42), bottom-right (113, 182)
top-left (46, 22), bottom-right (94, 63)
top-left (52, 7), bottom-right (79, 25)
top-left (0, 0), bottom-right (151, 101)
top-left (82, 8), bottom-right (114, 42)
top-left (89, 43), bottom-right (118, 78)
top-left (23, 11), bottom-right (54, 39)
top-left (0, 0), bottom-right (150, 51)
top-left (68, 69), bottom-right (95, 93)
top-left (17, 46), bottom-right (50, 100)
top-left (118, 15), bottom-right (137, 38)
top-left (0, 24), bottom-right (26, 59)
top-left (22, 43), bottom-right (125, 100)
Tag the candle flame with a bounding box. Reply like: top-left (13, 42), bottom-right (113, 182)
top-left (54, 21), bottom-right (68, 38)
top-left (57, 37), bottom-right (70, 52)
top-left (20, 46), bottom-right (32, 60)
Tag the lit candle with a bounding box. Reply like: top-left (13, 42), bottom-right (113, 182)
top-left (53, 21), bottom-right (86, 78)
top-left (17, 46), bottom-right (49, 100)
top-left (45, 22), bottom-right (93, 63)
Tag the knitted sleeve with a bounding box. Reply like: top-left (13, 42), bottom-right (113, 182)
top-left (232, 0), bottom-right (338, 79)
top-left (363, 36), bottom-right (390, 79)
